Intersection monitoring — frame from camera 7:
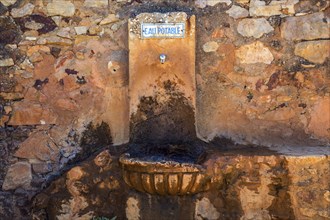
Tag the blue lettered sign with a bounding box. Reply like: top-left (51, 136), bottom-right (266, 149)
top-left (141, 23), bottom-right (185, 39)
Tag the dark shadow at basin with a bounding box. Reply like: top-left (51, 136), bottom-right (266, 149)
top-left (126, 141), bottom-right (207, 164)
top-left (119, 140), bottom-right (210, 196)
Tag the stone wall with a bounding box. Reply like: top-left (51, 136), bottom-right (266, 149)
top-left (0, 0), bottom-right (329, 219)
top-left (32, 147), bottom-right (330, 220)
top-left (196, 3), bottom-right (330, 146)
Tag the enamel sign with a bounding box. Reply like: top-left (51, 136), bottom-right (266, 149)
top-left (141, 23), bottom-right (185, 39)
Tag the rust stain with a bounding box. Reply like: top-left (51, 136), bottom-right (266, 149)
top-left (128, 13), bottom-right (196, 144)
top-left (267, 71), bottom-right (281, 90)
top-left (256, 79), bottom-right (265, 91)
top-left (55, 52), bottom-right (74, 69)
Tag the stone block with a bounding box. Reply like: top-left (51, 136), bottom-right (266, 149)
top-left (9, 103), bottom-right (58, 125)
top-left (226, 5), bottom-right (249, 19)
top-left (10, 3), bottom-right (34, 18)
top-left (236, 41), bottom-right (274, 64)
top-left (237, 18), bottom-right (274, 38)
top-left (14, 131), bottom-right (59, 162)
top-left (281, 12), bottom-right (329, 41)
top-left (249, 0), bottom-right (297, 17)
top-left (2, 162), bottom-right (32, 190)
top-left (46, 1), bottom-right (75, 17)
top-left (83, 0), bottom-right (108, 7)
top-left (294, 40), bottom-right (330, 64)
top-left (0, 58), bottom-right (14, 67)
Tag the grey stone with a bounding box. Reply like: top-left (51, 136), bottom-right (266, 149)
top-left (0, 0), bottom-right (16, 7)
top-left (249, 0), bottom-right (297, 17)
top-left (0, 58), bottom-right (14, 67)
top-left (100, 14), bottom-right (119, 25)
top-left (25, 21), bottom-right (44, 30)
top-left (195, 198), bottom-right (220, 220)
top-left (84, 0), bottom-right (108, 7)
top-left (10, 3), bottom-right (34, 18)
top-left (57, 27), bottom-right (74, 39)
top-left (21, 71), bottom-right (33, 79)
top-left (46, 1), bottom-right (75, 17)
top-left (294, 0), bottom-right (330, 14)
top-left (5, 44), bottom-right (17, 49)
top-left (25, 36), bottom-right (37, 41)
top-left (281, 12), bottom-right (330, 41)
top-left (237, 18), bottom-right (274, 38)
top-left (226, 5), bottom-right (249, 19)
top-left (51, 16), bottom-right (62, 26)
top-left (196, 0), bottom-right (232, 8)
top-left (74, 26), bottom-right (88, 35)
top-left (203, 41), bottom-right (219, 53)
top-left (19, 58), bottom-right (33, 69)
top-left (37, 36), bottom-right (72, 46)
top-left (207, 0), bottom-right (231, 6)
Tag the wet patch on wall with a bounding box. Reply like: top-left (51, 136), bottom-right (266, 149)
top-left (217, 168), bottom-right (244, 219)
top-left (15, 15), bottom-right (57, 35)
top-left (130, 83), bottom-right (197, 145)
top-left (72, 122), bottom-right (113, 163)
top-left (209, 136), bottom-right (279, 156)
top-left (0, 16), bottom-right (22, 44)
top-left (32, 150), bottom-right (128, 220)
top-left (267, 159), bottom-right (295, 220)
top-left (137, 193), bottom-right (196, 220)
top-left (127, 141), bottom-right (206, 164)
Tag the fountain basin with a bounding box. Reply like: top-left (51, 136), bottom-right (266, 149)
top-left (119, 153), bottom-right (210, 195)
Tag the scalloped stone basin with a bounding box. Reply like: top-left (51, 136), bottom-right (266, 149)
top-left (119, 153), bottom-right (210, 196)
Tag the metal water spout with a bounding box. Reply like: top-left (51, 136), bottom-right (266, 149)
top-left (159, 54), bottom-right (167, 64)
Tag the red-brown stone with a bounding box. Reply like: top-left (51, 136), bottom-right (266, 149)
top-left (34, 54), bottom-right (56, 79)
top-left (308, 97), bottom-right (330, 139)
top-left (2, 162), bottom-right (32, 190)
top-left (14, 131), bottom-right (59, 162)
top-left (9, 102), bottom-right (58, 125)
top-left (55, 98), bottom-right (79, 111)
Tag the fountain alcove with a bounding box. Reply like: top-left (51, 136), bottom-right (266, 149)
top-left (119, 12), bottom-right (211, 195)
